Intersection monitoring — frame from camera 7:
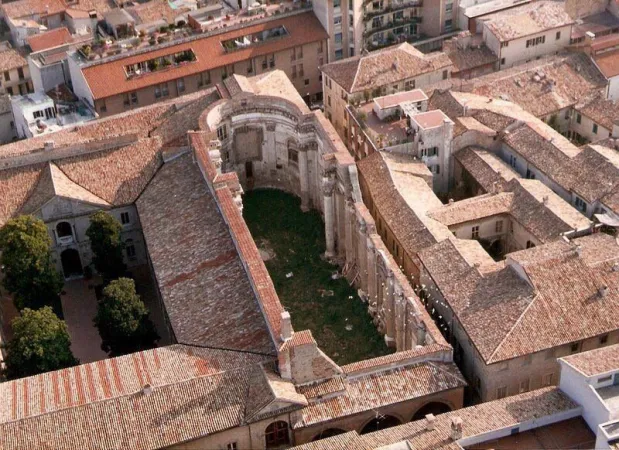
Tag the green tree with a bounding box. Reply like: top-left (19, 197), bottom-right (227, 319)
top-left (94, 278), bottom-right (159, 356)
top-left (0, 215), bottom-right (63, 313)
top-left (3, 307), bottom-right (78, 379)
top-left (86, 211), bottom-right (126, 282)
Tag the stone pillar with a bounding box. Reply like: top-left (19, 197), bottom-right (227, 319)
top-left (335, 188), bottom-right (346, 259)
top-left (323, 177), bottom-right (336, 258)
top-left (384, 270), bottom-right (396, 348)
top-left (394, 285), bottom-right (405, 351)
top-left (298, 149), bottom-right (310, 211)
top-left (366, 238), bottom-right (377, 309)
top-left (345, 201), bottom-right (354, 265)
top-left (357, 218), bottom-right (368, 293)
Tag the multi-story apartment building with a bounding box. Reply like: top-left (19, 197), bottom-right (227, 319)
top-left (312, 0), bottom-right (459, 62)
top-left (0, 44), bottom-right (33, 96)
top-left (321, 42), bottom-right (452, 139)
top-left (68, 11), bottom-right (328, 117)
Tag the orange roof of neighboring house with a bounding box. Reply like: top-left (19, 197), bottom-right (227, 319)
top-left (27, 27), bottom-right (73, 52)
top-left (0, 47), bottom-right (27, 72)
top-left (1, 0), bottom-right (66, 19)
top-left (594, 48), bottom-right (619, 78)
top-left (81, 12), bottom-right (328, 100)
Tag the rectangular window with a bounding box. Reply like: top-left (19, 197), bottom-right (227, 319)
top-left (130, 92), bottom-right (138, 104)
top-left (333, 0), bottom-right (340, 7)
top-left (123, 93), bottom-right (130, 106)
top-left (574, 197), bottom-right (587, 213)
top-left (299, 63), bottom-right (304, 77)
top-left (288, 148), bottom-right (298, 164)
top-left (17, 67), bottom-right (24, 80)
top-left (576, 113), bottom-right (582, 124)
top-left (405, 80), bottom-right (415, 90)
top-left (571, 342), bottom-right (581, 353)
top-left (318, 41), bottom-right (323, 54)
top-left (496, 386), bottom-right (507, 399)
top-left (177, 78), bottom-right (185, 93)
top-left (444, 19), bottom-right (453, 29)
top-left (500, 57), bottom-right (506, 66)
top-left (198, 71), bottom-right (211, 87)
top-left (120, 212), bottom-right (130, 225)
top-left (269, 55), bottom-right (275, 68)
top-left (519, 378), bottom-right (530, 393)
top-left (3, 71), bottom-right (9, 82)
top-left (126, 244), bottom-right (136, 259)
top-left (472, 225), bottom-right (479, 240)
top-left (600, 334), bottom-right (609, 345)
top-left (335, 49), bottom-right (343, 60)
top-left (6, 86), bottom-right (12, 95)
top-left (217, 124), bottom-right (228, 141)
top-left (442, 70), bottom-right (448, 80)
top-left (545, 348), bottom-right (555, 360)
top-left (291, 65), bottom-right (297, 79)
top-left (335, 33), bottom-right (342, 44)
top-left (162, 83), bottom-right (169, 97)
top-left (556, 31), bottom-right (561, 40)
top-left (227, 444), bottom-right (238, 450)
top-left (593, 123), bottom-right (598, 134)
top-left (155, 85), bottom-right (161, 98)
top-left (501, 41), bottom-right (508, 48)
top-left (495, 220), bottom-right (503, 233)
top-left (522, 354), bottom-right (532, 366)
top-left (543, 373), bottom-right (554, 386)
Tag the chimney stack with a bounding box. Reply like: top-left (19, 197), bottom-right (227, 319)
top-left (599, 285), bottom-right (609, 298)
top-left (542, 195), bottom-right (549, 205)
top-left (142, 384), bottom-right (153, 396)
top-left (44, 141), bottom-right (54, 151)
top-left (425, 413), bottom-right (436, 431)
top-left (450, 417), bottom-right (463, 441)
top-left (281, 311), bottom-right (292, 341)
top-left (575, 245), bottom-right (582, 257)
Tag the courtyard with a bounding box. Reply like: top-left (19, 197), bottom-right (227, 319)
top-left (243, 189), bottom-right (393, 365)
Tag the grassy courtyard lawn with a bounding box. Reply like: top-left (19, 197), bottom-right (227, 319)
top-left (243, 189), bottom-right (393, 365)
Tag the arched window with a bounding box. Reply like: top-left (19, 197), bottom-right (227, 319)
top-left (265, 421), bottom-right (290, 448)
top-left (411, 402), bottom-right (451, 421)
top-left (312, 428), bottom-right (346, 441)
top-left (360, 415), bottom-right (401, 434)
top-left (56, 221), bottom-right (73, 238)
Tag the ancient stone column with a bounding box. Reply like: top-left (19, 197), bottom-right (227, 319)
top-left (298, 149), bottom-right (310, 211)
top-left (357, 217), bottom-right (368, 294)
top-left (323, 177), bottom-right (336, 258)
top-left (366, 237), bottom-right (377, 306)
top-left (384, 270), bottom-right (396, 348)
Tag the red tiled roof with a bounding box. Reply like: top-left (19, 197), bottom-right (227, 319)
top-left (136, 151), bottom-right (277, 354)
top-left (561, 344), bottom-right (619, 377)
top-left (594, 48), bottom-right (619, 78)
top-left (1, 0), bottom-right (65, 19)
top-left (81, 12), bottom-right (328, 100)
top-left (28, 27), bottom-right (73, 52)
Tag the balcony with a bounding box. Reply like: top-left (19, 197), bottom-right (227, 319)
top-left (363, 0), bottom-right (422, 16)
top-left (364, 16), bottom-right (422, 37)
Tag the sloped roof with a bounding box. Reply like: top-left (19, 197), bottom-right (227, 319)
top-left (1, 0), bottom-right (65, 19)
top-left (81, 12), bottom-right (328, 100)
top-left (19, 162), bottom-right (110, 214)
top-left (0, 345), bottom-right (286, 450)
top-left (561, 343), bottom-right (619, 377)
top-left (0, 47), bottom-right (27, 72)
top-left (136, 151), bottom-right (276, 354)
top-left (321, 43), bottom-right (452, 93)
top-left (27, 27), bottom-right (73, 52)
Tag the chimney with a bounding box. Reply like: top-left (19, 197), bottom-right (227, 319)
top-left (542, 195), bottom-right (548, 205)
top-left (448, 198), bottom-right (454, 204)
top-left (142, 384), bottom-right (153, 396)
top-left (575, 245), bottom-right (582, 257)
top-left (450, 417), bottom-right (463, 441)
top-left (43, 141), bottom-right (54, 151)
top-left (425, 413), bottom-right (436, 431)
top-left (599, 285), bottom-right (609, 298)
top-left (281, 311), bottom-right (292, 341)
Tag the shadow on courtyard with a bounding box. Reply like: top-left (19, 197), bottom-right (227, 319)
top-left (243, 189), bottom-right (393, 365)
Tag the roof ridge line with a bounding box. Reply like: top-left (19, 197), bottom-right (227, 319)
top-left (487, 290), bottom-right (540, 363)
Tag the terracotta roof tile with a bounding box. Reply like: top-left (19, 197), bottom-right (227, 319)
top-left (81, 12), bottom-right (328, 100)
top-left (27, 27), bottom-right (73, 52)
top-left (0, 47), bottom-right (27, 72)
top-left (454, 146), bottom-right (519, 192)
top-left (1, 0), bottom-right (66, 19)
top-left (321, 43), bottom-right (452, 94)
top-left (594, 47), bottom-right (619, 78)
top-left (292, 361), bottom-right (466, 429)
top-left (0, 345), bottom-right (281, 450)
top-left (136, 152), bottom-right (276, 354)
top-left (577, 94), bottom-right (619, 131)
top-left (561, 343), bottom-right (619, 377)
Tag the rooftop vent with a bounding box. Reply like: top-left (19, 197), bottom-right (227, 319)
top-left (599, 285), bottom-right (609, 298)
top-left (542, 195), bottom-right (549, 205)
top-left (43, 141), bottom-right (54, 151)
top-left (142, 384), bottom-right (153, 395)
top-left (575, 245), bottom-right (582, 257)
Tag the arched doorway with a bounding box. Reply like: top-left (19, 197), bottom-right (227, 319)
top-left (360, 415), bottom-right (401, 434)
top-left (61, 248), bottom-right (83, 279)
top-left (411, 402), bottom-right (452, 421)
top-left (265, 421), bottom-right (290, 448)
top-left (312, 428), bottom-right (346, 441)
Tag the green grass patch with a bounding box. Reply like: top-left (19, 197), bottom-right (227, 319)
top-left (243, 189), bottom-right (393, 365)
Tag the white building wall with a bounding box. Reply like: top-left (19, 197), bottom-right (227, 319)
top-left (607, 75), bottom-right (619, 101)
top-left (67, 54), bottom-right (95, 108)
